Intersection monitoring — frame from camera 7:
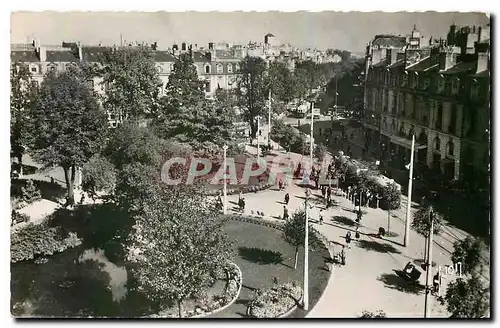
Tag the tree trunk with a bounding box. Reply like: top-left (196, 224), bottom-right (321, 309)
top-left (250, 119), bottom-right (257, 139)
top-left (387, 210), bottom-right (391, 233)
top-left (63, 166), bottom-right (74, 203)
top-left (178, 299), bottom-right (183, 318)
top-left (294, 247), bottom-right (299, 269)
top-left (17, 154), bottom-right (23, 177)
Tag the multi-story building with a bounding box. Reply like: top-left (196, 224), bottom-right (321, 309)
top-left (362, 24), bottom-right (490, 191)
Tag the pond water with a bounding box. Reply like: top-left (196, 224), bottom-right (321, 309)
top-left (11, 246), bottom-right (145, 318)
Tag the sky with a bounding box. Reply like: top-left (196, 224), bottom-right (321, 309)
top-left (11, 11), bottom-right (489, 52)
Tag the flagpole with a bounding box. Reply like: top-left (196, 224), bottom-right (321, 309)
top-left (404, 134), bottom-right (415, 247)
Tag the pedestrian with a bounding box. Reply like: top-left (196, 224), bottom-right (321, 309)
top-left (283, 206), bottom-right (289, 220)
top-left (321, 186), bottom-right (326, 198)
top-left (50, 177), bottom-right (55, 184)
top-left (259, 130), bottom-right (262, 136)
top-left (284, 193), bottom-right (290, 205)
top-left (355, 226), bottom-right (360, 239)
top-left (327, 186), bottom-right (332, 199)
top-left (345, 231), bottom-right (352, 248)
top-left (278, 179), bottom-right (283, 190)
top-left (319, 209), bottom-right (324, 225)
top-left (340, 245), bottom-right (346, 265)
top-left (79, 193), bottom-right (85, 205)
top-left (241, 198), bottom-right (246, 212)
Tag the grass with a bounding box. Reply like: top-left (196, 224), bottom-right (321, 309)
top-left (210, 219), bottom-right (331, 318)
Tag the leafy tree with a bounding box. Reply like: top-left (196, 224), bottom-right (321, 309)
top-left (283, 208), bottom-right (320, 269)
top-left (381, 183), bottom-right (401, 233)
top-left (267, 61), bottom-right (296, 104)
top-left (30, 66), bottom-right (109, 203)
top-left (127, 185), bottom-right (232, 317)
top-left (451, 236), bottom-right (486, 275)
top-left (160, 53), bottom-right (205, 115)
top-left (236, 56), bottom-right (268, 138)
top-left (440, 274), bottom-right (490, 318)
top-left (104, 122), bottom-right (168, 171)
top-left (314, 143), bottom-right (328, 163)
top-left (156, 54), bottom-right (234, 152)
top-left (10, 62), bottom-right (38, 176)
top-left (21, 179), bottom-right (41, 204)
top-left (412, 205), bottom-right (442, 262)
top-left (359, 310), bottom-right (387, 318)
top-left (82, 154), bottom-right (117, 201)
top-left (100, 45), bottom-right (162, 121)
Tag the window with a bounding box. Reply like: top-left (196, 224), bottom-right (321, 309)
top-left (31, 66), bottom-right (37, 73)
top-left (434, 136), bottom-right (441, 152)
top-left (451, 78), bottom-right (460, 95)
top-left (436, 102), bottom-right (443, 130)
top-left (447, 140), bottom-right (454, 156)
top-left (216, 63), bottom-right (223, 74)
top-left (470, 83), bottom-right (480, 100)
top-left (235, 63), bottom-right (240, 72)
top-left (449, 105), bottom-right (457, 134)
top-left (437, 75), bottom-right (445, 93)
top-left (32, 80), bottom-right (39, 88)
top-left (205, 81), bottom-right (210, 92)
top-left (157, 65), bottom-right (163, 73)
top-left (227, 63), bottom-right (233, 73)
top-left (204, 64), bottom-right (211, 74)
top-left (401, 72), bottom-right (408, 87)
top-left (423, 77), bottom-right (430, 90)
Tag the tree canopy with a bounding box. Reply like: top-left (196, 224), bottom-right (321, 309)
top-left (283, 208), bottom-right (320, 269)
top-left (236, 56), bottom-right (268, 138)
top-left (10, 62), bottom-right (39, 174)
top-left (451, 236), bottom-right (486, 275)
top-left (127, 185), bottom-right (233, 317)
top-left (100, 46), bottom-right (162, 121)
top-left (30, 65), bottom-right (109, 201)
top-left (441, 274), bottom-right (490, 318)
top-left (411, 205), bottom-right (442, 237)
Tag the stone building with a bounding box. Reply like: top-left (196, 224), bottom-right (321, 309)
top-left (362, 24), bottom-right (490, 190)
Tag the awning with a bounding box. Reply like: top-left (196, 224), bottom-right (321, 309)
top-left (390, 136), bottom-right (427, 150)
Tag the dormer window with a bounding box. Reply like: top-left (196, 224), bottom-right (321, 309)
top-left (216, 63), bottom-right (223, 74)
top-left (204, 64), bottom-right (211, 74)
top-left (30, 66), bottom-right (37, 73)
top-left (227, 63), bottom-right (233, 73)
top-left (235, 63), bottom-right (240, 72)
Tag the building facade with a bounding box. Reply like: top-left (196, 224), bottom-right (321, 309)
top-left (362, 24), bottom-right (490, 191)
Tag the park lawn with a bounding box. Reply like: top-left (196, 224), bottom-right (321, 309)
top-left (210, 219), bottom-right (331, 318)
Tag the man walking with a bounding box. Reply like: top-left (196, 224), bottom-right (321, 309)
top-left (283, 205), bottom-right (289, 220)
top-left (284, 193), bottom-right (290, 205)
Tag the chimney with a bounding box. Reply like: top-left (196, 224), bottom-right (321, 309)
top-left (205, 51), bottom-right (212, 61)
top-left (35, 39), bottom-right (46, 62)
top-left (387, 48), bottom-right (398, 65)
top-left (439, 49), bottom-right (458, 71)
top-left (476, 51), bottom-right (489, 74)
top-left (208, 42), bottom-right (214, 50)
top-left (78, 42), bottom-right (83, 61)
top-left (172, 44), bottom-right (178, 56)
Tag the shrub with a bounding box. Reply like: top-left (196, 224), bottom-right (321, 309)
top-left (21, 180), bottom-right (41, 204)
top-left (248, 281), bottom-right (302, 318)
top-left (11, 223), bottom-right (82, 263)
top-left (359, 310), bottom-right (387, 318)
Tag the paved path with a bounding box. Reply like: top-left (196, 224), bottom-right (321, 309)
top-left (233, 123), bottom-right (490, 318)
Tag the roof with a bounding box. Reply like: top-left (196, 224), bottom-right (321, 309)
top-left (46, 50), bottom-right (79, 62)
top-left (153, 51), bottom-right (176, 62)
top-left (192, 51), bottom-right (208, 62)
top-left (11, 50), bottom-right (39, 62)
top-left (265, 33), bottom-right (275, 37)
top-left (372, 59), bottom-right (388, 68)
top-left (407, 57), bottom-right (438, 72)
top-left (441, 61), bottom-right (476, 74)
top-left (372, 35), bottom-right (407, 48)
top-left (388, 59), bottom-right (405, 69)
top-left (214, 50), bottom-right (238, 60)
top-left (82, 46), bottom-right (111, 62)
top-left (473, 70), bottom-right (489, 78)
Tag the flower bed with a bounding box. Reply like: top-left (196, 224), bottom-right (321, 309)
top-left (149, 261), bottom-right (242, 318)
top-left (247, 281), bottom-right (302, 318)
top-left (206, 182), bottom-right (273, 197)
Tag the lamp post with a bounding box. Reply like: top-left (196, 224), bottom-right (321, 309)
top-left (404, 134), bottom-right (415, 247)
top-left (424, 206), bottom-right (435, 318)
top-left (223, 144), bottom-right (228, 215)
top-left (303, 188), bottom-right (310, 310)
top-left (310, 100), bottom-right (314, 174)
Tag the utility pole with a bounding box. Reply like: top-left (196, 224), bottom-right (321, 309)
top-left (404, 134), bottom-right (415, 247)
top-left (303, 188), bottom-right (310, 310)
top-left (310, 101), bottom-right (314, 173)
top-left (424, 207), bottom-right (435, 318)
top-left (223, 145), bottom-right (228, 215)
